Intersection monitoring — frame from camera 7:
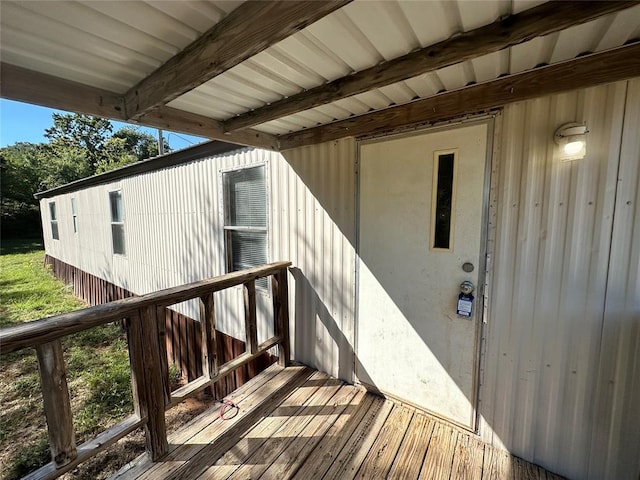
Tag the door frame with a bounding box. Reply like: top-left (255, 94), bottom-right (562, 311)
top-left (353, 116), bottom-right (497, 433)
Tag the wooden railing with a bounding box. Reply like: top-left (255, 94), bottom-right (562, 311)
top-left (0, 261), bottom-right (291, 480)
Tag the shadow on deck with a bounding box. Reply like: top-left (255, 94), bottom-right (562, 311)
top-left (110, 364), bottom-right (564, 480)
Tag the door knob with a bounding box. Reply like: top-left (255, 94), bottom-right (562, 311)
top-left (460, 280), bottom-right (474, 295)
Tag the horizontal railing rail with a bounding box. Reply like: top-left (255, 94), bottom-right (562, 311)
top-left (0, 261), bottom-right (291, 480)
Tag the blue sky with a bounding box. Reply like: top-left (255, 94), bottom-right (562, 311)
top-left (0, 99), bottom-right (207, 151)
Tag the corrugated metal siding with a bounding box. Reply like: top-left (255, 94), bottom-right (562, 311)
top-left (40, 138), bottom-right (357, 379)
top-left (275, 139), bottom-right (357, 380)
top-left (480, 80), bottom-right (639, 479)
top-left (588, 78), bottom-right (640, 480)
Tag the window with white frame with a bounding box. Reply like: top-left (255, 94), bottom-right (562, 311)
top-left (71, 197), bottom-right (78, 233)
top-left (109, 190), bottom-right (125, 255)
top-left (222, 165), bottom-right (268, 287)
top-left (49, 202), bottom-right (59, 240)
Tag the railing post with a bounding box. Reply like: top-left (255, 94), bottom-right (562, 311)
top-left (35, 339), bottom-right (77, 468)
top-left (272, 267), bottom-right (291, 367)
top-left (127, 307), bottom-right (168, 461)
top-left (156, 306), bottom-right (171, 406)
top-left (199, 293), bottom-right (218, 379)
top-left (244, 280), bottom-right (258, 355)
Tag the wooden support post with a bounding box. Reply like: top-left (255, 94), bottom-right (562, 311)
top-left (127, 307), bottom-right (168, 461)
top-left (156, 307), bottom-right (171, 406)
top-left (199, 293), bottom-right (218, 379)
top-left (35, 340), bottom-right (77, 468)
top-left (244, 280), bottom-right (258, 355)
top-left (272, 268), bottom-right (291, 367)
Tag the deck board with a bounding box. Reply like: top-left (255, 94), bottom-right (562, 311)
top-left (109, 365), bottom-right (564, 480)
top-left (354, 405), bottom-right (413, 479)
top-left (387, 414), bottom-right (435, 479)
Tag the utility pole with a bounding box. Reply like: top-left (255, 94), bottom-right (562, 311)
top-left (157, 129), bottom-right (165, 155)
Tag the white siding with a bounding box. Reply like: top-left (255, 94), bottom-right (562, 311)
top-left (277, 139), bottom-right (357, 381)
top-left (40, 80), bottom-right (639, 479)
top-left (40, 140), bottom-right (357, 379)
top-left (480, 79), bottom-right (640, 479)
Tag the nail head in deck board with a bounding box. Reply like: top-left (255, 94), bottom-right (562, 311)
top-left (36, 339), bottom-right (77, 468)
top-left (418, 422), bottom-right (459, 480)
top-left (354, 405), bottom-right (414, 479)
top-left (451, 433), bottom-right (485, 480)
top-left (261, 386), bottom-right (363, 480)
top-left (290, 392), bottom-right (379, 480)
top-left (386, 414), bottom-right (436, 480)
top-left (321, 400), bottom-right (395, 480)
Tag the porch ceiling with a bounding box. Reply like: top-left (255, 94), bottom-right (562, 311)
top-left (1, 0), bottom-right (639, 149)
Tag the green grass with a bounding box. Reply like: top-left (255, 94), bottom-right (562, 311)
top-left (0, 239), bottom-right (134, 480)
top-left (0, 239), bottom-right (81, 326)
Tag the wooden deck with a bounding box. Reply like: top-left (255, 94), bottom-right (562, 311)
top-left (110, 364), bottom-right (563, 480)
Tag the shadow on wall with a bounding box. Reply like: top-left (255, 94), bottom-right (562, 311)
top-left (290, 267), bottom-right (354, 382)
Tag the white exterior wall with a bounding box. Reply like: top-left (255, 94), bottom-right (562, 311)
top-left (40, 141), bottom-right (357, 378)
top-left (481, 79), bottom-right (640, 479)
top-left (40, 79), bottom-right (639, 479)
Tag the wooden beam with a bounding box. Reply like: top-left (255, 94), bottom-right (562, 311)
top-left (0, 63), bottom-right (279, 150)
top-left (225, 1), bottom-right (637, 132)
top-left (139, 106), bottom-right (279, 150)
top-left (0, 63), bottom-right (124, 120)
top-left (123, 1), bottom-right (350, 120)
top-left (279, 43), bottom-right (640, 149)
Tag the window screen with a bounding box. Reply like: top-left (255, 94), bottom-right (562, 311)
top-left (49, 202), bottom-right (59, 240)
top-left (109, 190), bottom-right (125, 255)
top-left (223, 166), bottom-right (268, 287)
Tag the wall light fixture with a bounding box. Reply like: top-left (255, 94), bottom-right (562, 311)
top-left (554, 123), bottom-right (588, 161)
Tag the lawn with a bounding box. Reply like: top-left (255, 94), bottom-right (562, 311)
top-left (0, 239), bottom-right (136, 479)
top-left (0, 239), bottom-right (209, 480)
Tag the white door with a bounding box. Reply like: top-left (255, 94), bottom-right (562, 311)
top-left (356, 122), bottom-right (489, 430)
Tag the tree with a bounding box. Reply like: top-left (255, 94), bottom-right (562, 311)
top-left (2, 113), bottom-right (170, 239)
top-left (44, 113), bottom-right (112, 171)
top-left (95, 127), bottom-right (165, 174)
top-left (0, 143), bottom-right (42, 204)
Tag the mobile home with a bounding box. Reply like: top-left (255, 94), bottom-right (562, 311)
top-left (2, 1), bottom-right (639, 479)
